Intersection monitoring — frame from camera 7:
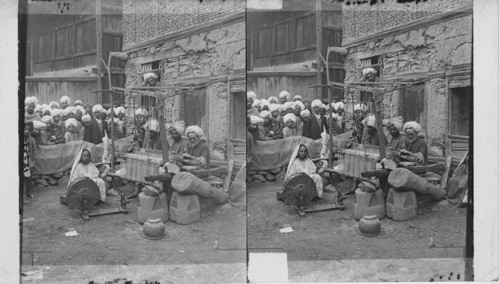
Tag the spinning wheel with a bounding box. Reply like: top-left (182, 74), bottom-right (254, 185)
top-left (282, 173), bottom-right (317, 208)
top-left (277, 173), bottom-right (345, 216)
top-left (61, 177), bottom-right (128, 220)
top-left (67, 177), bottom-right (101, 211)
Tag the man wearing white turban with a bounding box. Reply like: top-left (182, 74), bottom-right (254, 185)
top-left (60, 96), bottom-right (71, 109)
top-left (268, 96), bottom-right (278, 104)
top-left (74, 100), bottom-right (83, 107)
top-left (361, 115), bottom-right (386, 146)
top-left (25, 97), bottom-right (42, 123)
top-left (269, 104), bottom-right (281, 120)
top-left (362, 67), bottom-right (378, 82)
top-left (133, 108), bottom-right (148, 148)
top-left (84, 104), bottom-right (109, 145)
top-left (401, 121), bottom-right (428, 165)
top-left (282, 113), bottom-right (302, 138)
top-left (142, 72), bottom-right (159, 86)
top-left (64, 118), bottom-right (82, 143)
top-left (294, 95), bottom-right (302, 102)
top-left (143, 119), bottom-right (160, 150)
top-left (183, 126), bottom-right (210, 169)
top-left (279, 90), bottom-right (290, 104)
top-left (386, 117), bottom-right (407, 151)
top-left (303, 99), bottom-right (328, 140)
top-left (38, 116), bottom-right (55, 146)
top-left (260, 99), bottom-right (270, 111)
top-left (48, 109), bottom-right (66, 144)
top-left (300, 109), bottom-right (310, 122)
top-left (353, 103), bottom-right (367, 143)
top-left (168, 121), bottom-right (190, 155)
top-left (49, 101), bottom-right (60, 109)
top-left (31, 120), bottom-right (47, 146)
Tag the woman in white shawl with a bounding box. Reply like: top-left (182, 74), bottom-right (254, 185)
top-left (68, 148), bottom-right (107, 203)
top-left (285, 144), bottom-right (324, 199)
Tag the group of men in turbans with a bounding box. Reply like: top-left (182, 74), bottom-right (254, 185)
top-left (246, 90), bottom-right (347, 144)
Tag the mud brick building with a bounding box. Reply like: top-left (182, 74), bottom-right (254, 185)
top-left (122, 0), bottom-right (246, 165)
top-left (23, 0), bottom-right (124, 106)
top-left (247, 0), bottom-right (344, 102)
top-left (342, 0), bottom-right (472, 158)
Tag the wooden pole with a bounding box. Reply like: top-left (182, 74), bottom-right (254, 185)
top-left (95, 0), bottom-right (103, 104)
top-left (107, 55), bottom-right (116, 172)
top-left (157, 97), bottom-right (169, 164)
top-left (374, 90), bottom-right (386, 159)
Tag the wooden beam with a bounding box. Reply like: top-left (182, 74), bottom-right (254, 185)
top-left (25, 76), bottom-right (98, 82)
top-left (316, 0), bottom-right (323, 100)
top-left (246, 71), bottom-right (317, 77)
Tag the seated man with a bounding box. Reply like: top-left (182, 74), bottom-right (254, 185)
top-left (386, 117), bottom-right (408, 151)
top-left (282, 113), bottom-right (302, 138)
top-left (183, 125), bottom-right (210, 169)
top-left (285, 144), bottom-right (324, 199)
top-left (68, 148), bottom-right (107, 203)
top-left (169, 121), bottom-right (190, 155)
top-left (401, 121), bottom-right (428, 165)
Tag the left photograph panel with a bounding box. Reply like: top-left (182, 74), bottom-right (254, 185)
top-left (20, 0), bottom-right (247, 282)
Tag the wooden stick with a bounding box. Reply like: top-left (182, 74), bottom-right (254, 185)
top-left (361, 162), bottom-right (446, 178)
top-left (440, 155), bottom-right (453, 189)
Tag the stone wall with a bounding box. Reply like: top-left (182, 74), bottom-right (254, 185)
top-left (342, 0), bottom-right (472, 44)
top-left (123, 20), bottom-right (245, 153)
top-left (343, 15), bottom-right (472, 152)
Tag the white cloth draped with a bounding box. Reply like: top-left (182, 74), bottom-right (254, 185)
top-left (68, 148), bottom-right (107, 201)
top-left (285, 144), bottom-right (323, 198)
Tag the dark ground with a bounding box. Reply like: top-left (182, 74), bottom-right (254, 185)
top-left (247, 178), bottom-right (467, 262)
top-left (21, 177), bottom-right (246, 283)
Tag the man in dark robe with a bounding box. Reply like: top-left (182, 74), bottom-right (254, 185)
top-left (302, 99), bottom-right (328, 140)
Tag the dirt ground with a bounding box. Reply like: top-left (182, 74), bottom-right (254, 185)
top-left (21, 177), bottom-right (246, 283)
top-left (247, 178), bottom-right (467, 274)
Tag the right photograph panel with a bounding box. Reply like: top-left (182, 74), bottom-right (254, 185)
top-left (246, 0), bottom-right (472, 282)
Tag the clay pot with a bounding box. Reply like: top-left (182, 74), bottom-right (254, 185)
top-left (142, 218), bottom-right (165, 240)
top-left (358, 215), bottom-right (381, 237)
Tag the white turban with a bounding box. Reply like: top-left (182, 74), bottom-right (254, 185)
top-left (295, 101), bottom-right (305, 111)
top-left (268, 96), bottom-right (278, 104)
top-left (92, 104), bottom-right (103, 113)
top-left (293, 95), bottom-right (302, 101)
top-left (336, 102), bottom-right (345, 110)
top-left (41, 115), bottom-right (53, 124)
top-left (114, 106), bottom-right (125, 115)
top-left (171, 121), bottom-right (186, 134)
top-left (283, 113), bottom-right (297, 124)
top-left (321, 103), bottom-right (328, 110)
top-left (35, 104), bottom-right (43, 113)
top-left (283, 101), bottom-right (295, 110)
top-left (331, 113), bottom-right (340, 120)
top-left (269, 104), bottom-right (281, 113)
top-left (403, 121), bottom-right (421, 134)
top-left (101, 108), bottom-right (110, 115)
top-left (311, 99), bottom-right (322, 108)
top-left (50, 109), bottom-right (63, 117)
top-left (143, 72), bottom-right (159, 81)
top-left (388, 116), bottom-right (404, 131)
top-left (279, 91), bottom-right (290, 99)
top-left (49, 101), bottom-right (60, 109)
top-left (300, 109), bottom-right (311, 117)
top-left (185, 125), bottom-right (203, 138)
top-left (74, 100), bottom-right (83, 106)
top-left (25, 96), bottom-right (37, 106)
top-left (363, 68), bottom-right (377, 77)
top-left (65, 118), bottom-right (78, 129)
top-left (33, 120), bottom-right (47, 130)
top-left (82, 114), bottom-right (92, 123)
top-left (145, 119), bottom-right (159, 132)
top-left (249, 116), bottom-right (264, 125)
top-left (252, 99), bottom-right (261, 108)
top-left (61, 107), bottom-right (72, 116)
top-left (60, 95), bottom-right (71, 104)
top-left (364, 114), bottom-right (376, 128)
top-left (260, 99), bottom-right (270, 109)
top-left (354, 103), bottom-right (367, 112)
top-left (135, 108), bottom-right (148, 117)
top-left (42, 104), bottom-right (51, 113)
top-left (247, 91), bottom-right (257, 100)
top-left (259, 110), bottom-right (272, 119)
top-left (75, 106), bottom-right (86, 115)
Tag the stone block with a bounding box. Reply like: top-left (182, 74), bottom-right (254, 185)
top-left (138, 192), bottom-right (169, 224)
top-left (386, 188), bottom-right (417, 221)
top-left (169, 191), bottom-right (200, 225)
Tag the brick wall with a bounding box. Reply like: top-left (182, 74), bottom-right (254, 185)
top-left (123, 0), bottom-right (245, 49)
top-left (342, 0), bottom-right (472, 44)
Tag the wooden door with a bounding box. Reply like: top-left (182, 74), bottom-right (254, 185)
top-left (400, 84), bottom-right (425, 127)
top-left (229, 91), bottom-right (246, 166)
top-left (450, 86), bottom-right (471, 136)
top-left (182, 88), bottom-right (207, 137)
